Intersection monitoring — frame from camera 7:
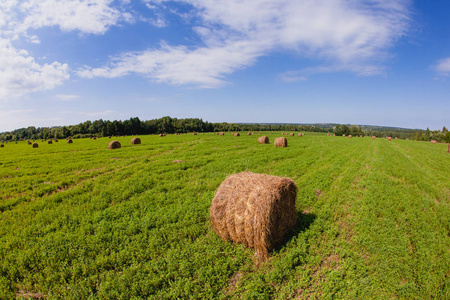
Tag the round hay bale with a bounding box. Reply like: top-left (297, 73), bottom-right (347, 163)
top-left (395, 137), bottom-right (398, 140)
top-left (274, 137), bottom-right (287, 147)
top-left (158, 134), bottom-right (166, 137)
top-left (234, 133), bottom-right (240, 137)
top-left (220, 132), bottom-right (224, 136)
top-left (210, 172), bottom-right (297, 260)
top-left (93, 137), bottom-right (97, 140)
top-left (387, 137), bottom-right (392, 141)
top-left (348, 135), bottom-right (352, 138)
top-left (32, 143), bottom-right (39, 148)
top-left (0, 144), bottom-right (4, 148)
top-left (290, 133), bottom-right (294, 136)
top-left (193, 132), bottom-right (198, 135)
top-left (28, 141), bottom-right (32, 145)
top-left (447, 144), bottom-right (450, 153)
top-left (372, 136), bottom-right (376, 139)
top-left (343, 134), bottom-right (346, 137)
top-left (247, 132), bottom-right (252, 136)
top-left (298, 133), bottom-right (302, 137)
top-left (48, 140), bottom-right (52, 144)
top-left (54, 139), bottom-right (58, 142)
top-left (108, 140), bottom-right (121, 149)
top-left (131, 137), bottom-right (141, 145)
top-left (67, 139), bottom-right (73, 144)
top-left (258, 136), bottom-right (269, 144)
top-left (431, 140), bottom-right (437, 144)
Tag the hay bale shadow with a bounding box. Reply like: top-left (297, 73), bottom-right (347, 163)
top-left (273, 211), bottom-right (316, 252)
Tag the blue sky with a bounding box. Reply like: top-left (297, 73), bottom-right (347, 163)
top-left (0, 0), bottom-right (449, 132)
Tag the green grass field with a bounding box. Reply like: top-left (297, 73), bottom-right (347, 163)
top-left (1, 134), bottom-right (449, 299)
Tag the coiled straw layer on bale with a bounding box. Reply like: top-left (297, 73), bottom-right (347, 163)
top-left (274, 137), bottom-right (287, 147)
top-left (131, 137), bottom-right (141, 145)
top-left (258, 136), bottom-right (269, 144)
top-left (210, 172), bottom-right (297, 261)
top-left (108, 140), bottom-right (121, 149)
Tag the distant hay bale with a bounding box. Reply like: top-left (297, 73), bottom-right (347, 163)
top-left (274, 137), bottom-right (287, 147)
top-left (343, 134), bottom-right (346, 137)
top-left (131, 137), bottom-right (141, 145)
top-left (93, 137), bottom-right (97, 140)
top-left (348, 135), bottom-right (352, 138)
top-left (220, 132), bottom-right (224, 136)
top-left (247, 132), bottom-right (252, 136)
top-left (387, 137), bottom-right (392, 141)
top-left (333, 134), bottom-right (336, 136)
top-left (108, 136), bottom-right (112, 138)
top-left (210, 172), bottom-right (297, 260)
top-left (193, 132), bottom-right (198, 135)
top-left (281, 133), bottom-right (285, 135)
top-left (54, 139), bottom-right (58, 142)
top-left (372, 136), bottom-right (376, 139)
top-left (430, 140), bottom-right (437, 144)
top-left (67, 139), bottom-right (73, 144)
top-left (290, 133), bottom-right (294, 136)
top-left (0, 144), bottom-right (4, 148)
top-left (28, 141), bottom-right (32, 145)
top-left (234, 133), bottom-right (240, 137)
top-left (48, 140), bottom-right (52, 144)
top-left (395, 137), bottom-right (398, 140)
top-left (298, 133), bottom-right (302, 137)
top-left (447, 144), bottom-right (450, 153)
top-left (258, 136), bottom-right (269, 144)
top-left (159, 134), bottom-right (166, 137)
top-left (108, 140), bottom-right (121, 149)
top-left (32, 143), bottom-right (39, 148)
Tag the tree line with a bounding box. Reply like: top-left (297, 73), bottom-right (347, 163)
top-left (0, 116), bottom-right (329, 141)
top-left (333, 124), bottom-right (450, 143)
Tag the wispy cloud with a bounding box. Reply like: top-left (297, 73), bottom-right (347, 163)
top-left (434, 57), bottom-right (450, 76)
top-left (55, 94), bottom-right (80, 101)
top-left (0, 0), bottom-right (131, 100)
top-left (80, 0), bottom-right (411, 86)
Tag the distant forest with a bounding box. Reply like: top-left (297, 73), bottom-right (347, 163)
top-left (1, 116), bottom-right (449, 143)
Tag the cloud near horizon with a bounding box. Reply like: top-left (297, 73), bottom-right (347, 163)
top-left (79, 0), bottom-right (411, 87)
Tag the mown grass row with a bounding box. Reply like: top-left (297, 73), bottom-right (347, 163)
top-left (0, 134), bottom-right (449, 299)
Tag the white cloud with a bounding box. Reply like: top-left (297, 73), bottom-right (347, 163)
top-left (0, 0), bottom-right (132, 100)
top-left (82, 0), bottom-right (410, 86)
top-left (0, 39), bottom-right (70, 99)
top-left (435, 57), bottom-right (450, 75)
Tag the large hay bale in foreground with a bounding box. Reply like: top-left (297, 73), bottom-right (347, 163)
top-left (274, 137), bottom-right (287, 147)
top-left (210, 172), bottom-right (297, 260)
top-left (258, 136), bottom-right (269, 144)
top-left (0, 144), bottom-right (4, 148)
top-left (32, 143), bottom-right (39, 148)
top-left (108, 140), bottom-right (121, 149)
top-left (131, 137), bottom-right (141, 145)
